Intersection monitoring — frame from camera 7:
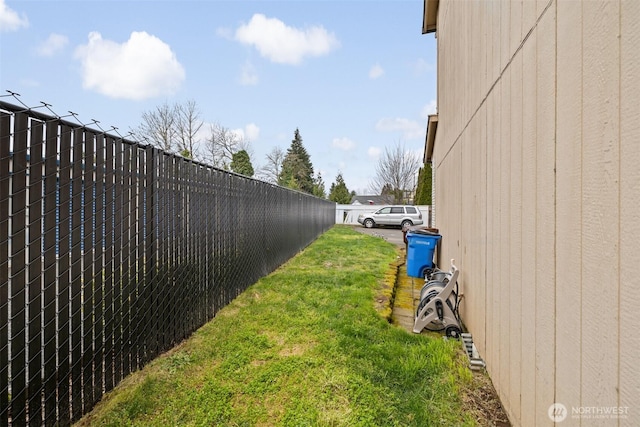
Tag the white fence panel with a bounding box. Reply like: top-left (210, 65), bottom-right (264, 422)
top-left (335, 204), bottom-right (432, 225)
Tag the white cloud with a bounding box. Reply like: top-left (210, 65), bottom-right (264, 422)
top-left (231, 128), bottom-right (245, 141)
top-left (234, 14), bottom-right (340, 65)
top-left (37, 33), bottom-right (68, 57)
top-left (74, 31), bottom-right (185, 100)
top-left (232, 123), bottom-right (260, 142)
top-left (332, 137), bottom-right (355, 151)
top-left (369, 63), bottom-right (384, 80)
top-left (367, 147), bottom-right (381, 158)
top-left (195, 123), bottom-right (212, 145)
top-left (0, 0), bottom-right (28, 32)
top-left (375, 117), bottom-right (423, 140)
top-left (244, 123), bottom-right (260, 141)
top-left (239, 60), bottom-right (258, 86)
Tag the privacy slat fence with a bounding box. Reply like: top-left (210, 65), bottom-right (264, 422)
top-left (0, 99), bottom-right (335, 426)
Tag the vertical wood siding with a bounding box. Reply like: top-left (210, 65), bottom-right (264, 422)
top-left (431, 0), bottom-right (640, 425)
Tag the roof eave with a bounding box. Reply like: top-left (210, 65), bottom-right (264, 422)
top-left (424, 114), bottom-right (438, 164)
top-left (422, 0), bottom-right (439, 34)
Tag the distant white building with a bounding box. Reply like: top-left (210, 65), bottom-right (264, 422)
top-left (350, 195), bottom-right (394, 205)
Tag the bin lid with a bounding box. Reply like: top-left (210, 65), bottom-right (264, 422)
top-left (407, 229), bottom-right (441, 237)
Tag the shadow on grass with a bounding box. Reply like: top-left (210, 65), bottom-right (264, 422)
top-left (76, 225), bottom-right (480, 427)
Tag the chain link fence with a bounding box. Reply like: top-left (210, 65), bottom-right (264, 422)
top-left (0, 99), bottom-right (335, 426)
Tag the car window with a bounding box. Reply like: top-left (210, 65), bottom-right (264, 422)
top-left (406, 207), bottom-right (417, 214)
top-left (377, 207), bottom-right (392, 214)
top-left (390, 207), bottom-right (404, 214)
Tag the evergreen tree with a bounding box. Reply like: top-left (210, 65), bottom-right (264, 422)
top-left (179, 148), bottom-right (193, 159)
top-left (380, 183), bottom-right (403, 204)
top-left (329, 173), bottom-right (355, 204)
top-left (284, 175), bottom-right (301, 191)
top-left (414, 164), bottom-right (432, 205)
top-left (381, 183), bottom-right (394, 196)
top-left (312, 172), bottom-right (326, 198)
top-left (230, 149), bottom-right (255, 177)
top-left (278, 128), bottom-right (314, 193)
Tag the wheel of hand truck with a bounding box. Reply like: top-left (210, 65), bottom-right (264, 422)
top-left (421, 267), bottom-right (435, 279)
top-left (445, 325), bottom-right (462, 339)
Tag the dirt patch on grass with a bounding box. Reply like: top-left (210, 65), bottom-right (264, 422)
top-left (461, 370), bottom-right (511, 427)
top-left (374, 248), bottom-right (406, 321)
top-left (278, 344), bottom-right (307, 357)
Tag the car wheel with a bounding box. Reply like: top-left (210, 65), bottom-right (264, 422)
top-left (364, 218), bottom-right (375, 228)
top-left (401, 220), bottom-right (413, 229)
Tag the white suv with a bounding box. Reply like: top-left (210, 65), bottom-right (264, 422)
top-left (357, 205), bottom-right (423, 229)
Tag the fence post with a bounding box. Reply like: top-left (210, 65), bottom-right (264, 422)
top-left (10, 112), bottom-right (28, 425)
top-left (144, 146), bottom-right (156, 363)
top-left (28, 120), bottom-right (44, 424)
top-left (69, 128), bottom-right (83, 420)
top-left (0, 111), bottom-right (11, 426)
top-left (42, 119), bottom-right (60, 423)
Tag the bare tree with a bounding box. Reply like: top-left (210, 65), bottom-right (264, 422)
top-left (175, 99), bottom-right (203, 159)
top-left (133, 100), bottom-right (252, 166)
top-left (255, 146), bottom-right (285, 184)
top-left (370, 142), bottom-right (421, 204)
top-left (134, 101), bottom-right (178, 152)
top-left (203, 122), bottom-right (250, 169)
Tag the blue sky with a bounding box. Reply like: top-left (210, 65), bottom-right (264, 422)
top-left (0, 0), bottom-right (437, 194)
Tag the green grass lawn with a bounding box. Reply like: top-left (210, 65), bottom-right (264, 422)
top-left (77, 225), bottom-right (476, 427)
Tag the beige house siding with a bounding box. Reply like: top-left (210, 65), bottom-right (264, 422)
top-left (428, 0), bottom-right (640, 425)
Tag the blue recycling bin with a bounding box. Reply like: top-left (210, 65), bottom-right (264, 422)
top-left (406, 230), bottom-right (441, 278)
